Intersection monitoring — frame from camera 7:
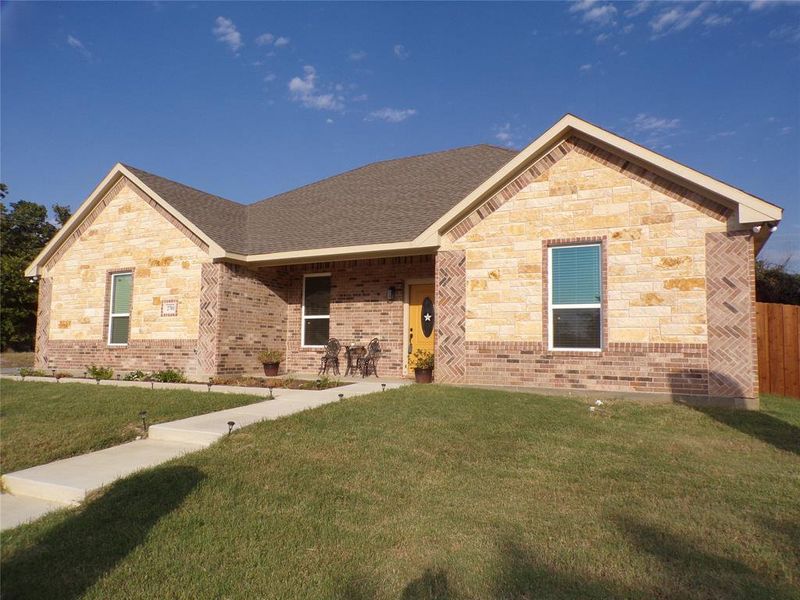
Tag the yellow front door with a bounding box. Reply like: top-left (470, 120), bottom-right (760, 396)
top-left (408, 283), bottom-right (435, 369)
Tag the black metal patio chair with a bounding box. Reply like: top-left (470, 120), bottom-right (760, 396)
top-left (318, 338), bottom-right (341, 376)
top-left (361, 338), bottom-right (381, 378)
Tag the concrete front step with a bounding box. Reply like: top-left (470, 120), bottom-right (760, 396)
top-left (1, 439), bottom-right (203, 504)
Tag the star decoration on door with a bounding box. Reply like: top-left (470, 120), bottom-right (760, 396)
top-left (424, 313), bottom-right (432, 322)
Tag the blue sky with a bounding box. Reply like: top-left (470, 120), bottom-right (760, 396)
top-left (2, 1), bottom-right (798, 267)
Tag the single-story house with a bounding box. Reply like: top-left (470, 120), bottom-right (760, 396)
top-left (26, 115), bottom-right (783, 408)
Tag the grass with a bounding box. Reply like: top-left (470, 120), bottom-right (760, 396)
top-left (0, 381), bottom-right (265, 474)
top-left (0, 352), bottom-right (34, 369)
top-left (1, 386), bottom-right (798, 599)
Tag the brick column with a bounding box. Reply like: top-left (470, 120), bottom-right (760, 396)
top-left (33, 277), bottom-right (52, 369)
top-left (196, 263), bottom-right (221, 379)
top-left (705, 231), bottom-right (758, 407)
top-left (435, 250), bottom-right (467, 384)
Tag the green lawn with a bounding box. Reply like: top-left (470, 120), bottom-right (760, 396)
top-left (2, 386), bottom-right (798, 599)
top-left (0, 380), bottom-right (264, 474)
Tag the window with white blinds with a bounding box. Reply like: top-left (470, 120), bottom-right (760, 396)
top-left (549, 244), bottom-right (602, 350)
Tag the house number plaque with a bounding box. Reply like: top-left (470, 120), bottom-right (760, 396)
top-left (161, 299), bottom-right (178, 317)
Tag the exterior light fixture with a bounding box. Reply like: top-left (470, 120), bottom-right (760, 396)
top-left (769, 223), bottom-right (779, 233)
top-left (338, 393), bottom-right (344, 400)
top-left (381, 383), bottom-right (386, 392)
top-left (139, 410), bottom-right (148, 432)
top-left (207, 377), bottom-right (213, 392)
top-left (116, 374), bottom-right (121, 380)
top-left (387, 286), bottom-right (396, 301)
top-left (83, 370), bottom-right (87, 379)
top-left (227, 421), bottom-right (235, 435)
top-left (752, 224), bottom-right (762, 234)
top-left (268, 386), bottom-right (274, 399)
top-left (51, 368), bottom-right (56, 378)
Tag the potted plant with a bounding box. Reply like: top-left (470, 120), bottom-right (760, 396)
top-left (258, 349), bottom-right (284, 377)
top-left (412, 350), bottom-right (434, 384)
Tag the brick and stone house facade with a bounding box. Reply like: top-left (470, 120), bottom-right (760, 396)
top-left (27, 115), bottom-right (783, 408)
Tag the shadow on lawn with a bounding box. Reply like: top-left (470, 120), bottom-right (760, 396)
top-left (692, 405), bottom-right (800, 456)
top-left (613, 514), bottom-right (798, 600)
top-left (668, 369), bottom-right (800, 456)
top-left (1, 465), bottom-right (204, 600)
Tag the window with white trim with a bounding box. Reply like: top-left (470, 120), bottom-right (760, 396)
top-left (548, 244), bottom-right (602, 350)
top-left (108, 272), bottom-right (133, 346)
top-left (301, 274), bottom-right (331, 347)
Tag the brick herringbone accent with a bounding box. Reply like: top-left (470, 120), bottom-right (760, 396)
top-left (435, 250), bottom-right (467, 383)
top-left (197, 263), bottom-right (221, 375)
top-left (34, 278), bottom-right (52, 369)
top-left (705, 231), bottom-right (757, 398)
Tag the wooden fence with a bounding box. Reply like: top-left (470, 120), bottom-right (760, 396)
top-left (756, 302), bottom-right (800, 399)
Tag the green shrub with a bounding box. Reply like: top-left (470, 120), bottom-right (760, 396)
top-left (123, 370), bottom-right (149, 381)
top-left (86, 365), bottom-right (114, 380)
top-left (19, 367), bottom-right (47, 378)
top-left (149, 369), bottom-right (186, 383)
top-left (257, 349), bottom-right (284, 364)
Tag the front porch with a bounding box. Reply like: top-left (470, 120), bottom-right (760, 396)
top-left (206, 254), bottom-right (437, 380)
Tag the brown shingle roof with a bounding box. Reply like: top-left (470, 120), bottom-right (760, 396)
top-left (124, 144), bottom-right (516, 255)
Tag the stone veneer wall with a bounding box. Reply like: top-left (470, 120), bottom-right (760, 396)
top-left (435, 136), bottom-right (758, 403)
top-left (36, 176), bottom-right (213, 378)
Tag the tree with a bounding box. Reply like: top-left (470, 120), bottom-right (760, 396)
top-left (755, 258), bottom-right (800, 306)
top-left (0, 197), bottom-right (71, 351)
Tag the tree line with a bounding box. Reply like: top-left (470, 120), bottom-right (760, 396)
top-left (1, 184), bottom-right (71, 351)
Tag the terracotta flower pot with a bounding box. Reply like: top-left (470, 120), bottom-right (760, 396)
top-left (262, 362), bottom-right (280, 377)
top-left (414, 368), bottom-right (433, 384)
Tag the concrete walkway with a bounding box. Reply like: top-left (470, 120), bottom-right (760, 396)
top-left (0, 380), bottom-right (405, 530)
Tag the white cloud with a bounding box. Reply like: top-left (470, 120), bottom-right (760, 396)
top-left (66, 35), bottom-right (92, 60)
top-left (493, 123), bottom-right (520, 147)
top-left (582, 4), bottom-right (617, 26)
top-left (707, 130), bottom-right (736, 141)
top-left (213, 16), bottom-right (242, 52)
top-left (569, 0), bottom-right (598, 13)
top-left (393, 44), bottom-right (410, 59)
top-left (579, 63), bottom-right (593, 72)
top-left (703, 13), bottom-right (732, 27)
top-left (650, 2), bottom-right (709, 37)
top-left (749, 0), bottom-right (771, 10)
top-left (779, 126), bottom-right (793, 135)
top-left (631, 113), bottom-right (681, 133)
top-left (288, 66), bottom-right (344, 111)
top-left (624, 1), bottom-right (649, 18)
top-left (595, 32), bottom-right (611, 42)
top-left (326, 118), bottom-right (334, 124)
top-left (366, 108), bottom-right (417, 123)
top-left (570, 0), bottom-right (617, 26)
top-left (770, 23), bottom-right (800, 43)
top-left (352, 93), bottom-right (368, 102)
top-left (274, 36), bottom-right (290, 47)
top-left (264, 73), bottom-right (277, 83)
top-left (255, 33), bottom-right (274, 46)
top-left (349, 50), bottom-right (367, 61)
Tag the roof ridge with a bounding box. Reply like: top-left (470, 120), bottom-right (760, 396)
top-left (248, 143), bottom-right (517, 206)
